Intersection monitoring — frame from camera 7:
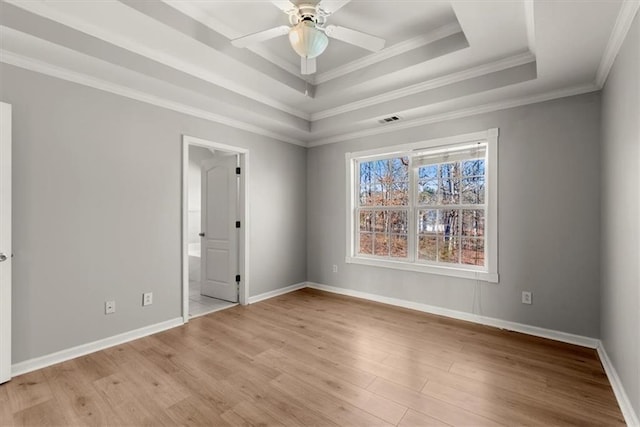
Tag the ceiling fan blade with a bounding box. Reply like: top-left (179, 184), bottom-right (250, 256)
top-left (318, 0), bottom-right (351, 15)
top-left (270, 0), bottom-right (296, 13)
top-left (231, 26), bottom-right (290, 48)
top-left (301, 57), bottom-right (316, 75)
top-left (324, 25), bottom-right (385, 52)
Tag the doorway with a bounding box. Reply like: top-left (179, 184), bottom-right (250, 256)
top-left (182, 136), bottom-right (249, 322)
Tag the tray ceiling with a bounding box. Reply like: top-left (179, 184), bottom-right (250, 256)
top-left (0, 0), bottom-right (633, 146)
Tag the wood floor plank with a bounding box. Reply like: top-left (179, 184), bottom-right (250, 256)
top-left (11, 399), bottom-right (71, 426)
top-left (423, 370), bottom-right (625, 425)
top-left (0, 383), bottom-right (14, 426)
top-left (449, 360), bottom-right (621, 414)
top-left (92, 372), bottom-right (173, 426)
top-left (43, 360), bottom-right (116, 426)
top-left (5, 371), bottom-right (54, 414)
top-left (367, 376), bottom-right (503, 427)
top-left (219, 370), bottom-right (338, 427)
top-left (270, 373), bottom-right (393, 426)
top-left (257, 348), bottom-right (408, 425)
top-left (165, 396), bottom-right (231, 427)
top-left (2, 288), bottom-right (625, 426)
top-left (398, 408), bottom-right (451, 427)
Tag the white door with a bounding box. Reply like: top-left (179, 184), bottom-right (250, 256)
top-left (0, 102), bottom-right (12, 384)
top-left (200, 154), bottom-right (239, 302)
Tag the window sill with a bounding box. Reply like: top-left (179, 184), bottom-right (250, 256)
top-left (345, 256), bottom-right (499, 283)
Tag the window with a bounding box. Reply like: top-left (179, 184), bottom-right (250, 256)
top-left (346, 129), bottom-right (498, 282)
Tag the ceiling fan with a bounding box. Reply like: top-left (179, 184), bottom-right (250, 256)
top-left (230, 0), bottom-right (386, 75)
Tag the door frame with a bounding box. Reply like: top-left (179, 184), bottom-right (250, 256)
top-left (182, 135), bottom-right (249, 323)
top-left (0, 102), bottom-right (12, 383)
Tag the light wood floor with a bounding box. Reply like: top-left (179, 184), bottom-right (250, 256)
top-left (1, 288), bottom-right (625, 426)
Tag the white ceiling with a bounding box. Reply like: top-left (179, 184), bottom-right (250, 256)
top-left (0, 0), bottom-right (636, 146)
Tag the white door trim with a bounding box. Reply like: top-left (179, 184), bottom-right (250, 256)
top-left (0, 102), bottom-right (12, 383)
top-left (182, 135), bottom-right (249, 323)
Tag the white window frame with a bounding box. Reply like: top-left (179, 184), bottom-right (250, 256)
top-left (345, 128), bottom-right (499, 283)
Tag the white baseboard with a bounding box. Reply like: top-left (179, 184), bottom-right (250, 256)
top-left (306, 282), bottom-right (599, 348)
top-left (597, 344), bottom-right (640, 427)
top-left (11, 317), bottom-right (184, 377)
top-left (248, 282), bottom-right (307, 304)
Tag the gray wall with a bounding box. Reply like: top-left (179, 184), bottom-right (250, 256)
top-left (307, 92), bottom-right (601, 338)
top-left (0, 64), bottom-right (307, 364)
top-left (601, 12), bottom-right (639, 417)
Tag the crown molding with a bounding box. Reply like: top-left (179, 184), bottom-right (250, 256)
top-left (4, 0), bottom-right (311, 121)
top-left (308, 82), bottom-right (599, 147)
top-left (311, 51), bottom-right (535, 121)
top-left (0, 50), bottom-right (307, 147)
top-left (524, 0), bottom-right (536, 55)
top-left (595, 0), bottom-right (640, 88)
top-left (312, 22), bottom-right (463, 85)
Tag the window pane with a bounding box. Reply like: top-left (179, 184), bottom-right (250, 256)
top-left (418, 179), bottom-right (438, 205)
top-left (462, 159), bottom-right (485, 176)
top-left (437, 209), bottom-right (460, 236)
top-left (359, 233), bottom-right (373, 255)
top-left (359, 157), bottom-right (409, 207)
top-left (374, 210), bottom-right (388, 232)
top-left (438, 237), bottom-right (460, 263)
top-left (461, 177), bottom-right (485, 204)
top-left (419, 165), bottom-right (438, 180)
top-left (390, 235), bottom-right (407, 258)
top-left (359, 211), bottom-right (373, 232)
top-left (389, 210), bottom-right (408, 234)
top-left (390, 182), bottom-right (409, 205)
top-left (462, 209), bottom-right (484, 237)
top-left (462, 238), bottom-right (484, 266)
top-left (359, 185), bottom-right (370, 205)
top-left (418, 235), bottom-right (437, 261)
top-left (440, 162), bottom-right (460, 204)
top-left (374, 233), bottom-right (389, 256)
top-left (418, 209), bottom-right (438, 234)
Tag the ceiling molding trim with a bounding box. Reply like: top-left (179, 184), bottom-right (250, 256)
top-left (0, 50), bottom-right (306, 147)
top-left (307, 82), bottom-right (599, 147)
top-left (162, 0), bottom-right (302, 77)
top-left (4, 0), bottom-right (311, 121)
top-left (524, 0), bottom-right (536, 55)
top-left (312, 22), bottom-right (463, 85)
top-left (595, 0), bottom-right (640, 88)
top-left (311, 51), bottom-right (536, 121)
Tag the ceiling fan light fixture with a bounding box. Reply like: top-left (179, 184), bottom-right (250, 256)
top-left (288, 21), bottom-right (328, 59)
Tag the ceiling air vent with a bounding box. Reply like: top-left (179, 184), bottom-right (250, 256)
top-left (378, 115), bottom-right (401, 124)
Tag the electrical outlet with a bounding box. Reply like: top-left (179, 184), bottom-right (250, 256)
top-left (332, 264), bottom-right (338, 273)
top-left (522, 291), bottom-right (532, 305)
top-left (143, 292), bottom-right (153, 306)
top-left (105, 300), bottom-right (116, 314)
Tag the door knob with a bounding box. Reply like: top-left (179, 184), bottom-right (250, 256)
top-left (0, 253), bottom-right (7, 262)
top-left (199, 232), bottom-right (205, 237)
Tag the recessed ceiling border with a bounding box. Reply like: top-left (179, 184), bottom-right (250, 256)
top-left (311, 51), bottom-right (535, 121)
top-left (0, 49), bottom-right (307, 147)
